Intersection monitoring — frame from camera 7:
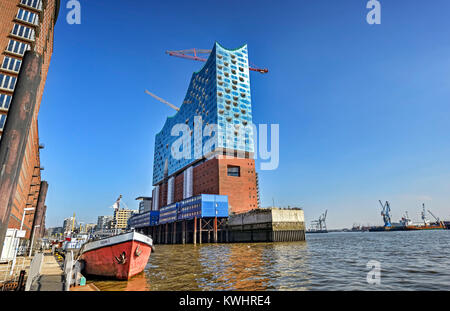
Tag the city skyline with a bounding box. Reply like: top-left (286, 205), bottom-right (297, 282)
top-left (39, 0), bottom-right (450, 229)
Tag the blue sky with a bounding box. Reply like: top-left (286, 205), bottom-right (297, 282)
top-left (40, 0), bottom-right (450, 229)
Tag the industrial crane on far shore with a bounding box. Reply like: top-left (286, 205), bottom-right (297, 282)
top-left (309, 210), bottom-right (328, 232)
top-left (379, 200), bottom-right (392, 227)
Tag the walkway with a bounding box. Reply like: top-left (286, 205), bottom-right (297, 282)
top-left (29, 251), bottom-right (65, 291)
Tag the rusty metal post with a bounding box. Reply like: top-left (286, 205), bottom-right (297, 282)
top-left (0, 51), bottom-right (42, 249)
top-left (29, 181), bottom-right (48, 248)
top-left (199, 218), bottom-right (202, 244)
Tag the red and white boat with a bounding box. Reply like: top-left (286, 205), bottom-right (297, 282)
top-left (79, 231), bottom-right (153, 280)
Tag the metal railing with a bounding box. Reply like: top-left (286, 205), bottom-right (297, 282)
top-left (24, 252), bottom-right (43, 291)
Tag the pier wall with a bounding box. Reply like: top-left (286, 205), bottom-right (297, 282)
top-left (227, 208), bottom-right (305, 242)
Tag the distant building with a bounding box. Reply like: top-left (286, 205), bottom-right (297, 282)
top-left (97, 215), bottom-right (113, 230)
top-left (136, 196), bottom-right (152, 214)
top-left (113, 209), bottom-right (137, 230)
top-left (47, 227), bottom-right (63, 238)
top-left (82, 223), bottom-right (96, 233)
top-left (63, 217), bottom-right (76, 234)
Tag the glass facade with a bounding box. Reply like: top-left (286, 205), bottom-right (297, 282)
top-left (153, 42), bottom-right (254, 185)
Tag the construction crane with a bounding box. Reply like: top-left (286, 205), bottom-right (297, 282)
top-left (427, 207), bottom-right (443, 226)
top-left (310, 210), bottom-right (328, 232)
top-left (320, 210), bottom-right (328, 231)
top-left (379, 200), bottom-right (392, 227)
top-left (166, 48), bottom-right (269, 74)
top-left (145, 90), bottom-right (180, 111)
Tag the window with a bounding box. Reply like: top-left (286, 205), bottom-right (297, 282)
top-left (0, 114), bottom-right (6, 130)
top-left (0, 94), bottom-right (12, 110)
top-left (0, 74), bottom-right (17, 91)
top-left (20, 0), bottom-right (42, 10)
top-left (11, 23), bottom-right (35, 41)
top-left (6, 39), bottom-right (30, 56)
top-left (2, 57), bottom-right (22, 72)
top-left (16, 8), bottom-right (39, 25)
top-left (227, 165), bottom-right (240, 177)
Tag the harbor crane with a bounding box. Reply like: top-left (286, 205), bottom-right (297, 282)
top-left (427, 209), bottom-right (440, 223)
top-left (310, 210), bottom-right (328, 232)
top-left (379, 200), bottom-right (392, 227)
top-left (426, 206), bottom-right (444, 226)
top-left (166, 48), bottom-right (269, 74)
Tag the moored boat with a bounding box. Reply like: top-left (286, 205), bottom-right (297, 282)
top-left (79, 230), bottom-right (153, 280)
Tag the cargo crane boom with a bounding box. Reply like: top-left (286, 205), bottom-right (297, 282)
top-left (427, 208), bottom-right (442, 224)
top-left (166, 48), bottom-right (269, 74)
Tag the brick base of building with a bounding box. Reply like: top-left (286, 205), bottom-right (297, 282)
top-left (157, 156), bottom-right (259, 214)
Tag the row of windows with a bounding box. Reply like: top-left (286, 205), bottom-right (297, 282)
top-left (11, 23), bottom-right (35, 41)
top-left (0, 74), bottom-right (17, 91)
top-left (20, 0), bottom-right (42, 10)
top-left (2, 57), bottom-right (22, 73)
top-left (17, 8), bottom-right (39, 25)
top-left (0, 94), bottom-right (12, 110)
top-left (6, 39), bottom-right (30, 56)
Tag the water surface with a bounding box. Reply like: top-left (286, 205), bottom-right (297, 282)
top-left (92, 230), bottom-right (450, 291)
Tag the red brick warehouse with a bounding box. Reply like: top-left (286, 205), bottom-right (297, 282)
top-left (0, 0), bottom-right (60, 248)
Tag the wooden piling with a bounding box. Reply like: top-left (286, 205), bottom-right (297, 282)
top-left (172, 222), bottom-right (176, 244)
top-left (193, 217), bottom-right (197, 245)
top-left (199, 218), bottom-right (202, 244)
top-left (182, 220), bottom-right (186, 244)
top-left (165, 223), bottom-right (168, 244)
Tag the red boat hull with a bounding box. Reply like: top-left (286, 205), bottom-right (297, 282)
top-left (80, 232), bottom-right (152, 280)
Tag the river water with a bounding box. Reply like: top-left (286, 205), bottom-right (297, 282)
top-left (91, 230), bottom-right (450, 291)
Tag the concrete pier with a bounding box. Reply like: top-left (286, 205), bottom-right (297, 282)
top-left (227, 208), bottom-right (306, 242)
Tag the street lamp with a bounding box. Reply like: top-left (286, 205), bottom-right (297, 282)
top-left (20, 207), bottom-right (35, 230)
top-left (28, 225), bottom-right (40, 257)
